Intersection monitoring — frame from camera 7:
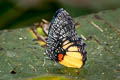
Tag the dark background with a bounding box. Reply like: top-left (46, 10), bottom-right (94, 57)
top-left (0, 0), bottom-right (120, 30)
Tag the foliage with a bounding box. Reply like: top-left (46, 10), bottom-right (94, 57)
top-left (0, 8), bottom-right (120, 80)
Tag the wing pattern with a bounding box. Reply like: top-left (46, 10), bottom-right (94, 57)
top-left (46, 8), bottom-right (87, 63)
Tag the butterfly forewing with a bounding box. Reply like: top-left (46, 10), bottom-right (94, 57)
top-left (46, 8), bottom-right (87, 64)
top-left (46, 8), bottom-right (78, 60)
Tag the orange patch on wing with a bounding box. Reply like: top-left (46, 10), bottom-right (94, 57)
top-left (58, 53), bottom-right (64, 61)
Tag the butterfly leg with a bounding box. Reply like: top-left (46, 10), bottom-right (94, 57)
top-left (42, 54), bottom-right (50, 67)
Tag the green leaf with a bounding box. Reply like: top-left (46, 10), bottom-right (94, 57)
top-left (0, 8), bottom-right (120, 80)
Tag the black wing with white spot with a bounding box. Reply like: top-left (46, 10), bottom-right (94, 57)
top-left (46, 8), bottom-right (86, 61)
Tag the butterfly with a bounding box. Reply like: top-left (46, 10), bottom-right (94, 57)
top-left (45, 8), bottom-right (87, 68)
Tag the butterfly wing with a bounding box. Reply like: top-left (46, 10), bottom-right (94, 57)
top-left (46, 8), bottom-right (87, 65)
top-left (48, 8), bottom-right (78, 40)
top-left (46, 8), bottom-right (78, 59)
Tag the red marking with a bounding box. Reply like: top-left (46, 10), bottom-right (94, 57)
top-left (58, 53), bottom-right (64, 61)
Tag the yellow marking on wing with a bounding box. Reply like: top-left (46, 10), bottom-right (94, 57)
top-left (59, 59), bottom-right (75, 67)
top-left (63, 40), bottom-right (69, 45)
top-left (59, 52), bottom-right (83, 68)
top-left (66, 52), bottom-right (83, 60)
top-left (59, 55), bottom-right (83, 68)
top-left (63, 43), bottom-right (73, 49)
top-left (68, 46), bottom-right (78, 51)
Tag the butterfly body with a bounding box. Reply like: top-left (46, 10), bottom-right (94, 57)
top-left (46, 8), bottom-right (87, 68)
